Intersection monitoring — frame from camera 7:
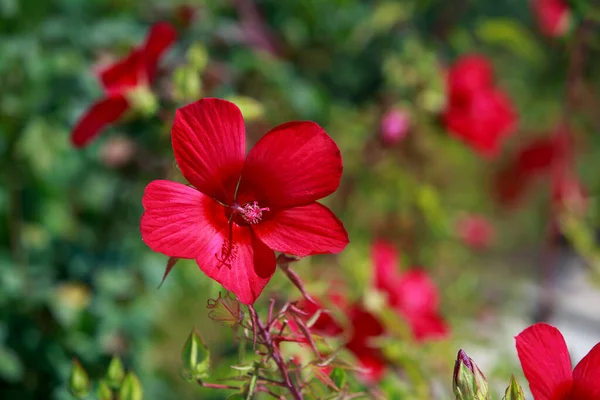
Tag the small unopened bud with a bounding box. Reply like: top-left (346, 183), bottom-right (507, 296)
top-left (181, 328), bottom-right (210, 380)
top-left (67, 359), bottom-right (90, 399)
top-left (504, 374), bottom-right (525, 400)
top-left (119, 372), bottom-right (143, 400)
top-left (106, 356), bottom-right (125, 389)
top-left (97, 380), bottom-right (112, 400)
top-left (453, 350), bottom-right (490, 400)
top-left (380, 108), bottom-right (410, 145)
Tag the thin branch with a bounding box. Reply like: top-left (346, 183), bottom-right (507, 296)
top-left (248, 306), bottom-right (304, 400)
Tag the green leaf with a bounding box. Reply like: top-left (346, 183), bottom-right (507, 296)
top-left (329, 368), bottom-right (346, 391)
top-left (476, 19), bottom-right (544, 64)
top-left (119, 372), bottom-right (143, 400)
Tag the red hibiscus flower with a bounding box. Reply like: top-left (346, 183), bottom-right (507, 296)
top-left (532, 0), bottom-right (571, 37)
top-left (443, 55), bottom-right (517, 158)
top-left (293, 296), bottom-right (386, 382)
top-left (373, 241), bottom-right (448, 340)
top-left (456, 214), bottom-right (495, 250)
top-left (71, 22), bottom-right (177, 148)
top-left (516, 323), bottom-right (600, 400)
top-left (140, 98), bottom-right (349, 305)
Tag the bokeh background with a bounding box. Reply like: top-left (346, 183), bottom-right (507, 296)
top-left (1, 0), bottom-right (600, 399)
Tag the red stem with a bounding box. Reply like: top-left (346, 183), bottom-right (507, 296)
top-left (248, 306), bottom-right (304, 400)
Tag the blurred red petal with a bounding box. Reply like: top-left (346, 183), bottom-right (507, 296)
top-left (142, 22), bottom-right (177, 82)
top-left (372, 240), bottom-right (401, 296)
top-left (515, 323), bottom-right (573, 400)
top-left (171, 98), bottom-right (246, 204)
top-left (239, 121), bottom-right (342, 209)
top-left (98, 50), bottom-right (145, 96)
top-left (252, 203), bottom-right (348, 257)
top-left (71, 96), bottom-right (129, 147)
top-left (447, 54), bottom-right (494, 97)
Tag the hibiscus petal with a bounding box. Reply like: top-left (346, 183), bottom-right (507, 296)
top-left (515, 323), bottom-right (573, 400)
top-left (571, 343), bottom-right (600, 400)
top-left (252, 203), bottom-right (348, 257)
top-left (98, 50), bottom-right (145, 96)
top-left (406, 312), bottom-right (449, 341)
top-left (395, 270), bottom-right (440, 313)
top-left (141, 180), bottom-right (227, 259)
top-left (171, 98), bottom-right (246, 204)
top-left (142, 22), bottom-right (177, 82)
top-left (195, 226), bottom-right (276, 305)
top-left (71, 96), bottom-right (129, 148)
top-left (239, 121), bottom-right (342, 208)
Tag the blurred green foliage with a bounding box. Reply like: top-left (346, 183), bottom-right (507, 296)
top-left (2, 0), bottom-right (600, 399)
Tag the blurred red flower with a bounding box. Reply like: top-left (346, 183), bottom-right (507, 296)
top-left (71, 22), bottom-right (177, 147)
top-left (373, 241), bottom-right (448, 340)
top-left (294, 298), bottom-right (387, 382)
top-left (532, 0), bottom-right (571, 37)
top-left (140, 98), bottom-right (348, 304)
top-left (456, 214), bottom-right (495, 250)
top-left (516, 323), bottom-right (600, 400)
top-left (494, 134), bottom-right (585, 211)
top-left (443, 55), bottom-right (517, 158)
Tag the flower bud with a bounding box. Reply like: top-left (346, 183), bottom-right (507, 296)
top-left (181, 328), bottom-right (210, 380)
top-left (504, 374), bottom-right (525, 400)
top-left (67, 359), bottom-right (90, 399)
top-left (452, 350), bottom-right (491, 400)
top-left (380, 108), bottom-right (410, 145)
top-left (97, 380), bottom-right (112, 400)
top-left (106, 356), bottom-right (125, 389)
top-left (119, 372), bottom-right (143, 400)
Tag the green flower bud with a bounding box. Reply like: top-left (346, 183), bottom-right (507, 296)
top-left (452, 350), bottom-right (491, 400)
top-left (504, 374), bottom-right (525, 400)
top-left (119, 372), bottom-right (143, 400)
top-left (67, 359), bottom-right (90, 399)
top-left (106, 356), bottom-right (125, 390)
top-left (181, 327), bottom-right (210, 380)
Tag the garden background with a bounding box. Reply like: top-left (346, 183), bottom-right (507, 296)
top-left (1, 0), bottom-right (600, 399)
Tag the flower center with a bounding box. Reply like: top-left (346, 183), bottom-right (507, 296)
top-left (233, 201), bottom-right (270, 224)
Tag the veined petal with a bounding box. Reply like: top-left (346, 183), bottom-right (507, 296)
top-left (239, 121), bottom-right (342, 208)
top-left (142, 22), bottom-right (177, 82)
top-left (252, 203), bottom-right (348, 257)
top-left (195, 226), bottom-right (276, 305)
top-left (515, 323), bottom-right (573, 400)
top-left (71, 96), bottom-right (129, 148)
top-left (172, 98), bottom-right (246, 204)
top-left (571, 343), bottom-right (600, 400)
top-left (141, 180), bottom-right (227, 259)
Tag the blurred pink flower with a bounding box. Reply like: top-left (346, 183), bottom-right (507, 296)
top-left (456, 214), bottom-right (495, 250)
top-left (380, 108), bottom-right (410, 145)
